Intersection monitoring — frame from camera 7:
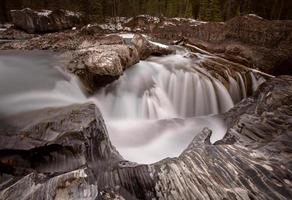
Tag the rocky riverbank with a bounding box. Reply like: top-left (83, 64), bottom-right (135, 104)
top-left (0, 10), bottom-right (177, 93)
top-left (1, 13), bottom-right (291, 76)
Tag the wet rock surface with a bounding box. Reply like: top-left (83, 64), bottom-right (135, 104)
top-left (65, 41), bottom-right (140, 93)
top-left (1, 76), bottom-right (292, 199)
top-left (10, 8), bottom-right (85, 34)
top-left (64, 34), bottom-right (173, 93)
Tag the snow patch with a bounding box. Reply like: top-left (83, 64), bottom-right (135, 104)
top-left (150, 41), bottom-right (169, 49)
top-left (38, 10), bottom-right (52, 16)
top-left (247, 14), bottom-right (263, 19)
top-left (163, 21), bottom-right (176, 26)
top-left (117, 33), bottom-right (135, 39)
top-left (99, 23), bottom-right (123, 31)
top-left (172, 17), bottom-right (207, 24)
top-left (137, 15), bottom-right (161, 24)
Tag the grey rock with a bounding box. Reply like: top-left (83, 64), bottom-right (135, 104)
top-left (131, 33), bottom-right (174, 60)
top-left (10, 8), bottom-right (85, 33)
top-left (65, 34), bottom-right (173, 93)
top-left (66, 42), bottom-right (140, 93)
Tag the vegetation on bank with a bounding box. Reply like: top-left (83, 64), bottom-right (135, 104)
top-left (1, 0), bottom-right (291, 23)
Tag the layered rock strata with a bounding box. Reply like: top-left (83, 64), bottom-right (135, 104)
top-left (1, 76), bottom-right (292, 199)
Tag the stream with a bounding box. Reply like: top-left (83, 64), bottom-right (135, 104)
top-left (0, 47), bottom-right (263, 164)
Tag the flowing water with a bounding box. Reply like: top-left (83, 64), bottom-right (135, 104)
top-left (0, 51), bottom-right (87, 117)
top-left (0, 48), bottom-right (263, 164)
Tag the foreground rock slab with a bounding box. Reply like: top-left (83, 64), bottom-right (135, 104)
top-left (0, 103), bottom-right (122, 199)
top-left (1, 76), bottom-right (292, 199)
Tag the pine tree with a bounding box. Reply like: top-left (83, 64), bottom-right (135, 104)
top-left (90, 0), bottom-right (103, 20)
top-left (146, 0), bottom-right (159, 16)
top-left (167, 0), bottom-right (179, 17)
top-left (191, 0), bottom-right (200, 19)
top-left (199, 0), bottom-right (211, 21)
top-left (185, 0), bottom-right (193, 18)
top-left (210, 0), bottom-right (223, 21)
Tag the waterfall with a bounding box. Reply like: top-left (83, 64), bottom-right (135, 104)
top-left (228, 74), bottom-right (242, 103)
top-left (226, 70), bottom-right (263, 104)
top-left (0, 47), bottom-right (265, 164)
top-left (236, 72), bottom-right (247, 99)
top-left (250, 72), bottom-right (266, 92)
top-left (93, 50), bottom-right (265, 163)
top-left (96, 53), bottom-right (236, 120)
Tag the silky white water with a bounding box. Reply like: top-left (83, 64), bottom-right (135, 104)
top-left (0, 51), bottom-right (88, 117)
top-left (96, 51), bottom-right (234, 120)
top-left (0, 49), bottom-right (263, 164)
top-left (95, 50), bottom-right (259, 163)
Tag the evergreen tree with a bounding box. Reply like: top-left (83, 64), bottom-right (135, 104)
top-left (1, 0), bottom-right (292, 23)
top-left (199, 0), bottom-right (211, 20)
top-left (185, 0), bottom-right (193, 18)
top-left (146, 0), bottom-right (159, 16)
top-left (210, 0), bottom-right (223, 21)
top-left (90, 0), bottom-right (103, 21)
top-left (191, 0), bottom-right (200, 19)
top-left (167, 0), bottom-right (179, 17)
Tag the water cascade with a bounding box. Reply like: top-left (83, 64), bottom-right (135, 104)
top-left (94, 50), bottom-right (264, 163)
top-left (96, 53), bottom-right (235, 120)
top-left (0, 48), bottom-right (264, 164)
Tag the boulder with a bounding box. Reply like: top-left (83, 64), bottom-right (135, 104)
top-left (131, 33), bottom-right (174, 59)
top-left (10, 8), bottom-right (85, 33)
top-left (66, 41), bottom-right (140, 93)
top-left (0, 103), bottom-right (121, 199)
top-left (65, 34), bottom-right (173, 93)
